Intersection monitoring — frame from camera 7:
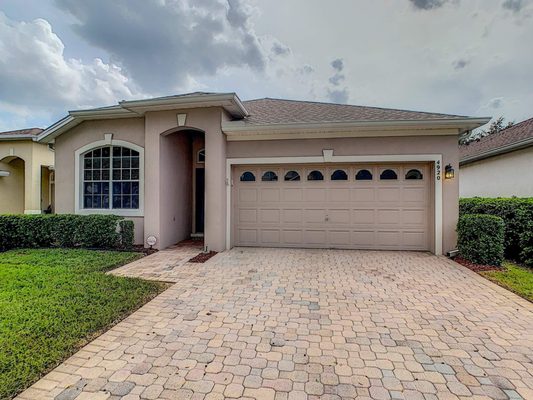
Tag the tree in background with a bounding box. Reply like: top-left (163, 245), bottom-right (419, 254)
top-left (460, 116), bottom-right (514, 145)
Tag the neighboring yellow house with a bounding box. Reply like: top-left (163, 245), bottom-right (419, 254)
top-left (0, 128), bottom-right (55, 214)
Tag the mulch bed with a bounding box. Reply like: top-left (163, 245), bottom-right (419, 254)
top-left (131, 245), bottom-right (158, 256)
top-left (189, 251), bottom-right (218, 263)
top-left (453, 256), bottom-right (503, 272)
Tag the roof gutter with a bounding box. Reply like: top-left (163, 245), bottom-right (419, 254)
top-left (460, 136), bottom-right (533, 165)
top-left (223, 117), bottom-right (491, 136)
top-left (0, 134), bottom-right (39, 141)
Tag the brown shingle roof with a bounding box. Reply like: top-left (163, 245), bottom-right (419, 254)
top-left (460, 117), bottom-right (533, 161)
top-left (240, 98), bottom-right (467, 125)
top-left (0, 128), bottom-right (43, 136)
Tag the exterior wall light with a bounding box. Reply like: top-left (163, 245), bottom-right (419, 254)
top-left (444, 164), bottom-right (455, 179)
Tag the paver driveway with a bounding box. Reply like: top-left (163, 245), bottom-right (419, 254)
top-left (18, 248), bottom-right (533, 400)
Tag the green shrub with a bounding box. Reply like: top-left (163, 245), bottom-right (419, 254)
top-left (0, 214), bottom-right (134, 251)
top-left (457, 214), bottom-right (505, 266)
top-left (459, 198), bottom-right (533, 266)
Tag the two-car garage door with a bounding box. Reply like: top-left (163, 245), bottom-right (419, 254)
top-left (232, 163), bottom-right (432, 251)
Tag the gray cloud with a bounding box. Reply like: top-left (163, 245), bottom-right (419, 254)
top-left (331, 58), bottom-right (344, 72)
top-left (409, 0), bottom-right (451, 10)
top-left (502, 0), bottom-right (525, 12)
top-left (327, 58), bottom-right (349, 103)
top-left (453, 59), bottom-right (469, 69)
top-left (329, 58), bottom-right (345, 85)
top-left (327, 88), bottom-right (349, 104)
top-left (54, 0), bottom-right (268, 92)
top-left (271, 41), bottom-right (291, 56)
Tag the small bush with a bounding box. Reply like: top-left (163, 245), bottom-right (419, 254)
top-left (457, 214), bottom-right (505, 266)
top-left (460, 198), bottom-right (533, 266)
top-left (0, 214), bottom-right (134, 252)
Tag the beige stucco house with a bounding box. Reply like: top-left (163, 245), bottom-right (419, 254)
top-left (0, 128), bottom-right (55, 214)
top-left (37, 92), bottom-right (489, 254)
top-left (460, 117), bottom-right (533, 198)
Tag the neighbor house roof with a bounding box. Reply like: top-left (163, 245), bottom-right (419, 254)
top-left (460, 117), bottom-right (533, 165)
top-left (37, 92), bottom-right (490, 143)
top-left (0, 128), bottom-right (43, 141)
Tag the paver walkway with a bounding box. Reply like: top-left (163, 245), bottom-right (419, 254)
top-left (17, 248), bottom-right (533, 400)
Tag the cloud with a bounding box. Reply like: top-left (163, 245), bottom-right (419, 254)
top-left (0, 12), bottom-right (140, 117)
top-left (54, 0), bottom-right (270, 92)
top-left (502, 0), bottom-right (525, 12)
top-left (326, 58), bottom-right (349, 103)
top-left (453, 58), bottom-right (469, 69)
top-left (408, 0), bottom-right (452, 10)
top-left (271, 41), bottom-right (291, 56)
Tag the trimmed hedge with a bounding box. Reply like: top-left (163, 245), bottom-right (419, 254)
top-left (457, 214), bottom-right (505, 266)
top-left (459, 198), bottom-right (533, 266)
top-left (0, 214), bottom-right (134, 252)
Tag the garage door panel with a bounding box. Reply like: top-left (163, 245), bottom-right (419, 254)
top-left (261, 229), bottom-right (280, 244)
top-left (239, 188), bottom-right (257, 202)
top-left (239, 209), bottom-right (257, 223)
top-left (234, 163), bottom-right (431, 251)
top-left (260, 209), bottom-right (280, 223)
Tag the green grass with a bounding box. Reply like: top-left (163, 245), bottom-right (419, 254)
top-left (0, 249), bottom-right (167, 399)
top-left (481, 261), bottom-right (533, 302)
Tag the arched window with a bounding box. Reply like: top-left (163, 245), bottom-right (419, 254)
top-left (356, 169), bottom-right (373, 180)
top-left (82, 145), bottom-right (140, 210)
top-left (284, 171), bottom-right (300, 181)
top-left (405, 169), bottom-right (423, 180)
top-left (380, 169), bottom-right (398, 180)
top-left (240, 171), bottom-right (255, 182)
top-left (331, 169), bottom-right (348, 180)
top-left (262, 171), bottom-right (278, 181)
top-left (197, 148), bottom-right (205, 163)
top-left (307, 170), bottom-right (324, 181)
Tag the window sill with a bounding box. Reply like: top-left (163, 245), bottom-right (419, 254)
top-left (76, 208), bottom-right (144, 217)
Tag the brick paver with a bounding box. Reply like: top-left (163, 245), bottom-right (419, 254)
top-left (17, 248), bottom-right (533, 400)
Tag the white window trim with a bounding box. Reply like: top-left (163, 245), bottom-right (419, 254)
top-left (75, 139), bottom-right (144, 217)
top-left (226, 152), bottom-right (443, 255)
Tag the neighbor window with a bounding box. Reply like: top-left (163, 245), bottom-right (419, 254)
top-left (380, 169), bottom-right (398, 180)
top-left (405, 169), bottom-right (423, 180)
top-left (356, 169), bottom-right (373, 180)
top-left (331, 169), bottom-right (348, 180)
top-left (307, 170), bottom-right (324, 181)
top-left (284, 171), bottom-right (300, 181)
top-left (240, 171), bottom-right (256, 181)
top-left (82, 146), bottom-right (140, 209)
top-left (262, 171), bottom-right (278, 181)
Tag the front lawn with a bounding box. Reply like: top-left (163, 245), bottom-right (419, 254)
top-left (481, 261), bottom-right (533, 302)
top-left (0, 249), bottom-right (167, 399)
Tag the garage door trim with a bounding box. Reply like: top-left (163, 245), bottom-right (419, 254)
top-left (226, 152), bottom-right (443, 254)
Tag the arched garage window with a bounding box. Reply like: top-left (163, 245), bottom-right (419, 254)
top-left (82, 145), bottom-right (140, 209)
top-left (307, 170), bottom-right (324, 181)
top-left (405, 169), bottom-right (423, 180)
top-left (331, 169), bottom-right (348, 180)
top-left (262, 171), bottom-right (278, 181)
top-left (240, 171), bottom-right (255, 181)
top-left (284, 170), bottom-right (300, 181)
top-left (356, 169), bottom-right (373, 180)
top-left (380, 169), bottom-right (398, 180)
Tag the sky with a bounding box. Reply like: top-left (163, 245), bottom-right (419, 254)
top-left (0, 0), bottom-right (532, 131)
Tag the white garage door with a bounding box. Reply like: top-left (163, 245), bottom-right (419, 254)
top-left (232, 163), bottom-right (432, 250)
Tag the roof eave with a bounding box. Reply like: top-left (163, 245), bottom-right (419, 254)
top-left (460, 136), bottom-right (533, 165)
top-left (119, 93), bottom-right (248, 118)
top-left (0, 134), bottom-right (39, 141)
top-left (223, 117), bottom-right (491, 136)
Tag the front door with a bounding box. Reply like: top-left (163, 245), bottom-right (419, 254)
top-left (195, 168), bottom-right (205, 233)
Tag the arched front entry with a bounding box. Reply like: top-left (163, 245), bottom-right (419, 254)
top-left (154, 127), bottom-right (205, 248)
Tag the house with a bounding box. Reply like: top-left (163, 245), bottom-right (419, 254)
top-left (0, 128), bottom-right (55, 214)
top-left (36, 92), bottom-right (489, 254)
top-left (460, 117), bottom-right (533, 198)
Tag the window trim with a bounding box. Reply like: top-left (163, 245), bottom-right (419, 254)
top-left (331, 169), bottom-right (348, 181)
top-left (355, 169), bottom-right (373, 181)
top-left (307, 170), bottom-right (324, 181)
top-left (75, 138), bottom-right (144, 217)
top-left (379, 168), bottom-right (398, 180)
top-left (240, 171), bottom-right (256, 182)
top-left (405, 168), bottom-right (423, 180)
top-left (284, 170), bottom-right (301, 181)
top-left (261, 170), bottom-right (278, 182)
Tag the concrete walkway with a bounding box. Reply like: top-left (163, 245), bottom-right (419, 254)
top-left (17, 248), bottom-right (533, 400)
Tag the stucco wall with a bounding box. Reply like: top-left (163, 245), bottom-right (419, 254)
top-left (0, 157), bottom-right (25, 214)
top-left (460, 147), bottom-right (533, 198)
top-left (227, 134), bottom-right (460, 253)
top-left (54, 118), bottom-right (145, 244)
